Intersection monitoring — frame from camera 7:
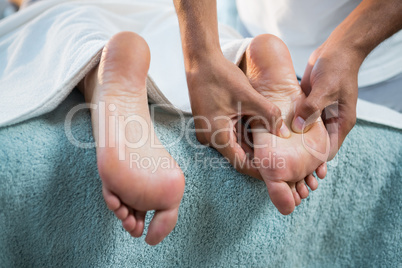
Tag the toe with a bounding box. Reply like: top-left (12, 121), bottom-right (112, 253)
top-left (292, 188), bottom-right (301, 206)
top-left (145, 208), bottom-right (179, 246)
top-left (102, 187), bottom-right (121, 211)
top-left (122, 212), bottom-right (136, 233)
top-left (315, 162), bottom-right (327, 179)
top-left (305, 174), bottom-right (318, 191)
top-left (131, 211), bottom-right (146, 237)
top-left (296, 180), bottom-right (309, 199)
top-left (114, 204), bottom-right (129, 220)
top-left (266, 181), bottom-right (295, 215)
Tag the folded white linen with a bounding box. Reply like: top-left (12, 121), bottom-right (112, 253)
top-left (0, 0), bottom-right (175, 126)
top-left (0, 0), bottom-right (401, 130)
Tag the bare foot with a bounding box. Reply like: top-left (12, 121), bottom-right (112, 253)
top-left (79, 32), bottom-right (185, 245)
top-left (241, 34), bottom-right (330, 215)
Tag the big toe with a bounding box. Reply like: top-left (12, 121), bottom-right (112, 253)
top-left (266, 181), bottom-right (295, 215)
top-left (145, 208), bottom-right (179, 246)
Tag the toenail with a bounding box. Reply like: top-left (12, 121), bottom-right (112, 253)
top-left (292, 116), bottom-right (305, 133)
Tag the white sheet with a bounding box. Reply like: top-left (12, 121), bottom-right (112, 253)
top-left (0, 0), bottom-right (401, 130)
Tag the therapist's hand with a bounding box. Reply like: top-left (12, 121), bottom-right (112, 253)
top-left (187, 52), bottom-right (287, 179)
top-left (292, 43), bottom-right (360, 160)
top-left (174, 0), bottom-right (288, 179)
top-left (292, 0), bottom-right (402, 160)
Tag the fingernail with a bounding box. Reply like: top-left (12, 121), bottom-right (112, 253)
top-left (280, 123), bottom-right (291, 138)
top-left (292, 116), bottom-right (305, 133)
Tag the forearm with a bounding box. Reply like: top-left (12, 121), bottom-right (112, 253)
top-left (173, 0), bottom-right (223, 69)
top-left (326, 0), bottom-right (402, 66)
top-left (9, 0), bottom-right (23, 8)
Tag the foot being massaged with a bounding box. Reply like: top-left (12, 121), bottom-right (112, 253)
top-left (2, 0), bottom-right (402, 248)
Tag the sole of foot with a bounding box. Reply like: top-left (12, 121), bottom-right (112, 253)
top-left (83, 31), bottom-right (185, 245)
top-left (242, 34), bottom-right (330, 215)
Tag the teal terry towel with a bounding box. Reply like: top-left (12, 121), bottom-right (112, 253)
top-left (0, 90), bottom-right (401, 267)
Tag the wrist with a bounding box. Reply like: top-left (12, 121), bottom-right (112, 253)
top-left (320, 38), bottom-right (366, 72)
top-left (182, 44), bottom-right (224, 71)
top-left (323, 14), bottom-right (375, 69)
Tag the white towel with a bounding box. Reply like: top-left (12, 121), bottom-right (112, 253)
top-left (0, 0), bottom-right (401, 129)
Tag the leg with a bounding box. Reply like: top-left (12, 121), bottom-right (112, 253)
top-left (241, 34), bottom-right (330, 215)
top-left (78, 32), bottom-right (185, 245)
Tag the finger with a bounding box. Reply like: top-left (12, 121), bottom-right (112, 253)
top-left (321, 103), bottom-right (341, 160)
top-left (300, 62), bottom-right (313, 96)
top-left (300, 47), bottom-right (323, 96)
top-left (145, 208), bottom-right (179, 246)
top-left (325, 116), bottom-right (341, 160)
top-left (325, 105), bottom-right (356, 160)
top-left (315, 162), bottom-right (327, 179)
top-left (213, 121), bottom-right (262, 180)
top-left (305, 174), bottom-right (318, 191)
top-left (292, 90), bottom-right (333, 134)
top-left (221, 140), bottom-right (262, 180)
top-left (244, 94), bottom-right (290, 138)
top-left (235, 120), bottom-right (254, 158)
top-left (131, 211), bottom-right (146, 237)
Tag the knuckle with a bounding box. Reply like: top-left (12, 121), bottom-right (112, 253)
top-left (328, 84), bottom-right (340, 94)
top-left (304, 100), bottom-right (321, 114)
top-left (269, 104), bottom-right (282, 118)
top-left (215, 133), bottom-right (229, 146)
